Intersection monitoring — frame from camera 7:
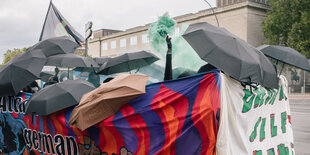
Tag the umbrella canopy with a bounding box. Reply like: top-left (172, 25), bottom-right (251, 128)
top-left (257, 45), bottom-right (310, 72)
top-left (68, 74), bottom-right (149, 131)
top-left (183, 22), bottom-right (278, 89)
top-left (25, 80), bottom-right (95, 115)
top-left (97, 51), bottom-right (159, 75)
top-left (93, 57), bottom-right (109, 65)
top-left (0, 50), bottom-right (47, 96)
top-left (29, 36), bottom-right (79, 57)
top-left (73, 57), bottom-right (109, 73)
top-left (45, 53), bottom-right (99, 68)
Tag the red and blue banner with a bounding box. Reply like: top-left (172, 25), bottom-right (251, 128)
top-left (0, 70), bottom-right (221, 155)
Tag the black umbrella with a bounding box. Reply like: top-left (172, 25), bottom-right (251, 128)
top-left (45, 53), bottom-right (99, 68)
top-left (0, 50), bottom-right (47, 96)
top-left (29, 36), bottom-right (79, 57)
top-left (257, 45), bottom-right (310, 72)
top-left (97, 51), bottom-right (160, 75)
top-left (25, 80), bottom-right (95, 115)
top-left (183, 22), bottom-right (278, 89)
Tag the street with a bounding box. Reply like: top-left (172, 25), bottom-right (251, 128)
top-left (289, 95), bottom-right (310, 155)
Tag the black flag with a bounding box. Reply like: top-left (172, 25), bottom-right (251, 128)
top-left (39, 1), bottom-right (84, 44)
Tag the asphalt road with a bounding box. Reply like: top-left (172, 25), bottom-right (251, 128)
top-left (290, 98), bottom-right (310, 155)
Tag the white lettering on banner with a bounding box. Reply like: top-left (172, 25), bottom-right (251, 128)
top-left (23, 128), bottom-right (78, 155)
top-left (216, 74), bottom-right (295, 155)
top-left (0, 96), bottom-right (27, 113)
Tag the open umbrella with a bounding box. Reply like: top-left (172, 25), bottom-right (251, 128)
top-left (0, 50), bottom-right (47, 96)
top-left (73, 57), bottom-right (109, 73)
top-left (93, 57), bottom-right (109, 65)
top-left (68, 74), bottom-right (149, 131)
top-left (25, 80), bottom-right (95, 115)
top-left (97, 51), bottom-right (159, 75)
top-left (46, 53), bottom-right (99, 79)
top-left (183, 22), bottom-right (278, 89)
top-left (257, 45), bottom-right (310, 72)
top-left (29, 36), bottom-right (79, 57)
top-left (45, 53), bottom-right (99, 68)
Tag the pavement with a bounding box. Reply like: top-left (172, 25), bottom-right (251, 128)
top-left (289, 94), bottom-right (310, 155)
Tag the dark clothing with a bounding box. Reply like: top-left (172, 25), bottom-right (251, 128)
top-left (52, 75), bottom-right (59, 83)
top-left (164, 36), bottom-right (172, 81)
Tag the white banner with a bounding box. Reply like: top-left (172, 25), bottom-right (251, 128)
top-left (216, 73), bottom-right (295, 155)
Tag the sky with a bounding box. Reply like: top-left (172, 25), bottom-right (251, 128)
top-left (0, 0), bottom-right (216, 63)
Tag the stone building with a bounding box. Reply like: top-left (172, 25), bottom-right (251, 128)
top-left (88, 0), bottom-right (269, 58)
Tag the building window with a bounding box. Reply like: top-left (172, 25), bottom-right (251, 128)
top-left (130, 36), bottom-right (137, 45)
top-left (111, 40), bottom-right (116, 49)
top-left (102, 42), bottom-right (108, 51)
top-left (141, 34), bottom-right (149, 43)
top-left (120, 39), bottom-right (126, 47)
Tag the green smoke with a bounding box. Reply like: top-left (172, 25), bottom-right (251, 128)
top-left (171, 24), bottom-right (205, 72)
top-left (147, 13), bottom-right (206, 78)
top-left (148, 12), bottom-right (176, 54)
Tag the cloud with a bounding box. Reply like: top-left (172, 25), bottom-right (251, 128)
top-left (0, 0), bottom-right (215, 63)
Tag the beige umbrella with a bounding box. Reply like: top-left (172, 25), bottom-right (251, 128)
top-left (68, 74), bottom-right (149, 131)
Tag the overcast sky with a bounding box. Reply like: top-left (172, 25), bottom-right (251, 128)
top-left (0, 0), bottom-right (216, 63)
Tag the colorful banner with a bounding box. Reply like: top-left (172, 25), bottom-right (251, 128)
top-left (216, 74), bottom-right (295, 155)
top-left (0, 71), bottom-right (221, 155)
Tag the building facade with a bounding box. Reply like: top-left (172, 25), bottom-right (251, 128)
top-left (88, 0), bottom-right (269, 58)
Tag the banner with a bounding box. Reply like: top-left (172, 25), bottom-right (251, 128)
top-left (0, 71), bottom-right (221, 155)
top-left (216, 74), bottom-right (295, 155)
top-left (39, 1), bottom-right (84, 44)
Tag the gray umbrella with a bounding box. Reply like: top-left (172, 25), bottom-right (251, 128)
top-left (0, 50), bottom-right (47, 96)
top-left (183, 22), bottom-right (278, 89)
top-left (73, 57), bottom-right (108, 73)
top-left (93, 57), bottom-right (109, 65)
top-left (45, 53), bottom-right (99, 68)
top-left (25, 80), bottom-right (95, 115)
top-left (29, 36), bottom-right (79, 57)
top-left (97, 51), bottom-right (160, 75)
top-left (257, 45), bottom-right (310, 72)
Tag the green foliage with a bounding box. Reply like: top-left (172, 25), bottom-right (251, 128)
top-left (2, 47), bottom-right (27, 64)
top-left (262, 0), bottom-right (310, 58)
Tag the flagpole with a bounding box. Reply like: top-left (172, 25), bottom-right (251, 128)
top-left (39, 0), bottom-right (52, 41)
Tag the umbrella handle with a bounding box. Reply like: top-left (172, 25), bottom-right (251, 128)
top-left (91, 65), bottom-right (98, 74)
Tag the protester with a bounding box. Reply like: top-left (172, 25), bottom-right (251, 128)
top-left (43, 77), bottom-right (57, 88)
top-left (60, 72), bottom-right (69, 82)
top-left (22, 81), bottom-right (40, 93)
top-left (29, 81), bottom-right (41, 92)
top-left (88, 71), bottom-right (100, 87)
top-left (22, 85), bottom-right (34, 93)
top-left (164, 36), bottom-right (172, 81)
top-left (53, 67), bottom-right (60, 83)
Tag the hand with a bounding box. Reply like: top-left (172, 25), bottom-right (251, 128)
top-left (166, 35), bottom-right (172, 49)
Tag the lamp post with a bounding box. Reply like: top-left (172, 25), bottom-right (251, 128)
top-left (202, 0), bottom-right (220, 27)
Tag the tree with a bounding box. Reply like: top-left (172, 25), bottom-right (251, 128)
top-left (2, 48), bottom-right (27, 64)
top-left (262, 0), bottom-right (310, 58)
